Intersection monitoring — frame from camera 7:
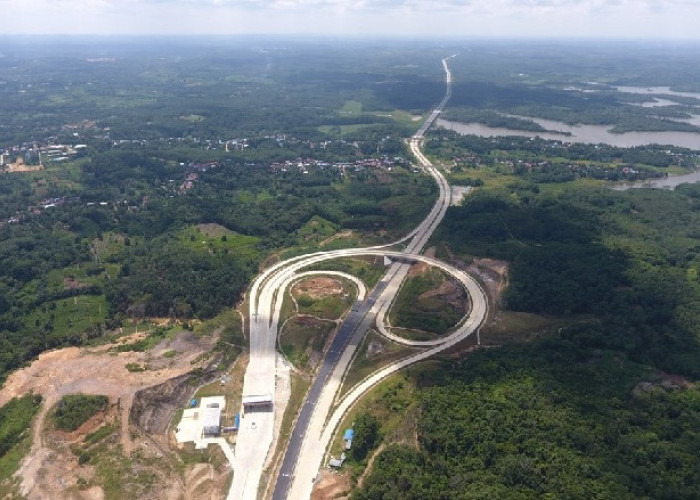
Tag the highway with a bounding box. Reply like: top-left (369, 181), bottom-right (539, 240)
top-left (271, 279), bottom-right (388, 499)
top-left (278, 251), bottom-right (487, 500)
top-left (229, 54), bottom-right (485, 500)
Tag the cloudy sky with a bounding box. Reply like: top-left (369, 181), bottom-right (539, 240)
top-left (2, 0), bottom-right (700, 39)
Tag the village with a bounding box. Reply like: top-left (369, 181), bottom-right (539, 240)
top-left (0, 127), bottom-right (410, 228)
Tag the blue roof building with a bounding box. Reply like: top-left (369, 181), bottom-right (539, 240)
top-left (343, 428), bottom-right (354, 450)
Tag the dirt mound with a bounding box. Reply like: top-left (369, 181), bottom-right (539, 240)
top-left (293, 277), bottom-right (344, 300)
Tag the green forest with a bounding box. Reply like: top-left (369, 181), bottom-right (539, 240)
top-left (0, 155), bottom-right (435, 381)
top-left (354, 157), bottom-right (700, 498)
top-left (354, 342), bottom-right (700, 499)
top-left (2, 37), bottom-right (700, 498)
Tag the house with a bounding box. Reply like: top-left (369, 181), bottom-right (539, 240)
top-left (202, 406), bottom-right (222, 437)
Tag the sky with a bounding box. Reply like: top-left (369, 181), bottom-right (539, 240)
top-left (3, 0), bottom-right (700, 39)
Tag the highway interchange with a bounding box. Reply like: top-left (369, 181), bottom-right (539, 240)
top-left (229, 54), bottom-right (488, 500)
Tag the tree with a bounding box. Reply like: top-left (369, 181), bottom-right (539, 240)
top-left (351, 412), bottom-right (381, 461)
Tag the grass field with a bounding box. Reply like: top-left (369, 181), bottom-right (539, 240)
top-left (338, 330), bottom-right (420, 400)
top-left (27, 295), bottom-right (108, 342)
top-left (297, 294), bottom-right (350, 320)
top-left (293, 277), bottom-right (355, 321)
top-left (194, 308), bottom-right (244, 340)
top-left (295, 216), bottom-right (340, 246)
top-left (305, 257), bottom-right (385, 290)
top-left (318, 124), bottom-right (376, 135)
top-left (338, 100), bottom-right (364, 116)
top-left (279, 317), bottom-right (336, 370)
top-left (177, 224), bottom-right (260, 258)
top-left (389, 267), bottom-right (467, 335)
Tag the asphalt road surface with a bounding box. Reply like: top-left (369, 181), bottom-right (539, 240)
top-left (271, 280), bottom-right (388, 500)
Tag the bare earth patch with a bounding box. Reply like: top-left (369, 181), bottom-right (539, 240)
top-left (63, 277), bottom-right (87, 289)
top-left (419, 276), bottom-right (468, 312)
top-left (406, 246), bottom-right (437, 278)
top-left (196, 222), bottom-right (230, 238)
top-left (441, 245), bottom-right (508, 307)
top-left (311, 468), bottom-right (351, 500)
top-left (319, 230), bottom-right (355, 247)
top-left (0, 330), bottom-right (217, 499)
top-left (5, 162), bottom-right (43, 173)
top-left (292, 277), bottom-right (344, 300)
top-left (467, 257), bottom-right (508, 304)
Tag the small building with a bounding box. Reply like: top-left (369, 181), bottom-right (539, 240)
top-left (242, 394), bottom-right (273, 412)
top-left (329, 453), bottom-right (347, 468)
top-left (202, 407), bottom-right (222, 437)
top-left (175, 396), bottom-right (226, 446)
top-left (200, 396), bottom-right (226, 437)
top-left (343, 429), bottom-right (354, 450)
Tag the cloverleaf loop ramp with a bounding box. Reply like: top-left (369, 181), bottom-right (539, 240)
top-left (228, 55), bottom-right (487, 500)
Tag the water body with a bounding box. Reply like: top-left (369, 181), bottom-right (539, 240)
top-left (437, 117), bottom-right (700, 149)
top-left (633, 98), bottom-right (680, 108)
top-left (613, 170), bottom-right (700, 190)
top-left (616, 86), bottom-right (700, 101)
top-left (678, 114), bottom-right (700, 128)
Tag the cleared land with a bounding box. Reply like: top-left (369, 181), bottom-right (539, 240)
top-left (0, 330), bottom-right (227, 499)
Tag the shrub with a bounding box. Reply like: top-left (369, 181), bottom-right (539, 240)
top-left (52, 394), bottom-right (108, 431)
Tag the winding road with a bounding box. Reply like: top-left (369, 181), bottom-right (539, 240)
top-left (229, 54), bottom-right (486, 500)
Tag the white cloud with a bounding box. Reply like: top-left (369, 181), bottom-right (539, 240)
top-left (2, 0), bottom-right (700, 37)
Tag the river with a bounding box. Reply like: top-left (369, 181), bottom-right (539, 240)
top-left (612, 170), bottom-right (700, 190)
top-left (438, 83), bottom-right (700, 149)
top-left (437, 116), bottom-right (700, 149)
top-left (615, 86), bottom-right (700, 101)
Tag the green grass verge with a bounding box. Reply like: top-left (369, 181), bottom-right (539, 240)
top-left (280, 317), bottom-right (336, 370)
top-left (339, 331), bottom-right (420, 400)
